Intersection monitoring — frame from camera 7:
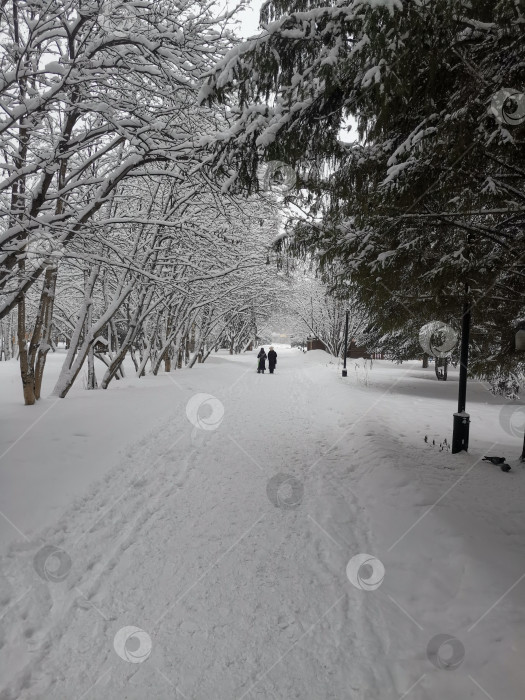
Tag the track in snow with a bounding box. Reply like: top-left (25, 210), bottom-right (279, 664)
top-left (3, 349), bottom-right (523, 699)
top-left (0, 350), bottom-right (396, 699)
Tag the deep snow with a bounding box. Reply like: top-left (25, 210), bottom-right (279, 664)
top-left (0, 347), bottom-right (524, 699)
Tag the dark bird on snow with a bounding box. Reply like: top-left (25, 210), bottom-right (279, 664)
top-left (482, 456), bottom-right (506, 465)
top-left (500, 463), bottom-right (511, 472)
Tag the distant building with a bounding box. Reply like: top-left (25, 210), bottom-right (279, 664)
top-left (307, 338), bottom-right (327, 351)
top-left (346, 340), bottom-right (383, 360)
top-left (306, 337), bottom-right (383, 359)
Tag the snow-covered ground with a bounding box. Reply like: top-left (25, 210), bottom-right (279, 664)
top-left (0, 348), bottom-right (524, 699)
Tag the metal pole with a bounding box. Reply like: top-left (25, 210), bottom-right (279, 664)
top-left (452, 283), bottom-right (471, 453)
top-left (342, 309), bottom-right (349, 377)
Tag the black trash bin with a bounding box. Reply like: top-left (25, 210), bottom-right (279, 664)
top-left (452, 412), bottom-right (470, 453)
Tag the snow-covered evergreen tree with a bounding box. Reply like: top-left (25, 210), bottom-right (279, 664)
top-left (202, 0), bottom-right (525, 379)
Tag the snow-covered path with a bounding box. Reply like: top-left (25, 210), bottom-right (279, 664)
top-left (1, 349), bottom-right (524, 699)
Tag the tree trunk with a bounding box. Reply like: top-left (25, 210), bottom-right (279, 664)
top-left (137, 329), bottom-right (157, 378)
top-left (101, 322), bottom-right (139, 388)
top-left (177, 333), bottom-right (188, 369)
top-left (34, 266), bottom-right (59, 399)
top-left (422, 352), bottom-right (429, 368)
top-left (163, 315), bottom-right (172, 372)
top-left (130, 345), bottom-right (139, 372)
top-left (53, 267), bottom-right (134, 398)
top-left (17, 295), bottom-right (35, 405)
top-left (86, 293), bottom-right (97, 390)
top-left (87, 345), bottom-right (98, 389)
top-left (54, 336), bottom-right (94, 398)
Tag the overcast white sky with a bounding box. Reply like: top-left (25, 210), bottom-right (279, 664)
top-left (231, 0), bottom-right (264, 38)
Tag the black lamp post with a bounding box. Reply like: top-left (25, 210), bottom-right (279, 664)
top-left (452, 283), bottom-right (471, 453)
top-left (342, 309), bottom-right (349, 377)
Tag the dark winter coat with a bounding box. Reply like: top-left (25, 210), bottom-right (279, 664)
top-left (268, 350), bottom-right (277, 370)
top-left (257, 349), bottom-right (267, 370)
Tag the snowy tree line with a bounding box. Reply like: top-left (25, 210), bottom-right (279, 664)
top-left (266, 270), bottom-right (369, 357)
top-left (202, 0), bottom-right (525, 386)
top-left (0, 0), bottom-right (286, 403)
top-left (3, 0), bottom-right (524, 405)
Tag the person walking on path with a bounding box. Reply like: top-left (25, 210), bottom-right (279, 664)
top-left (257, 347), bottom-right (267, 373)
top-left (268, 347), bottom-right (277, 374)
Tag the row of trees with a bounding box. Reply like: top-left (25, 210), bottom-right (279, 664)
top-left (0, 0), bottom-right (286, 403)
top-left (274, 272), bottom-right (369, 357)
top-left (202, 0), bottom-right (525, 384)
top-left (50, 180), bottom-right (284, 398)
top-left (5, 0), bottom-right (522, 403)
